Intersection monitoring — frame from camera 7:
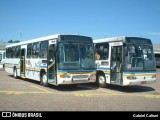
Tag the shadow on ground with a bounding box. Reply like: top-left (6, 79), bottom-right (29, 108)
top-left (105, 84), bottom-right (155, 93)
top-left (8, 75), bottom-right (155, 93)
top-left (8, 75), bottom-right (98, 91)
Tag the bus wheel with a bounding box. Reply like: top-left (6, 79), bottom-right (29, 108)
top-left (98, 74), bottom-right (106, 88)
top-left (13, 68), bottom-right (18, 79)
top-left (40, 72), bottom-right (48, 87)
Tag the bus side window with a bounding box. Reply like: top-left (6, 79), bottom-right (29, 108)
top-left (95, 51), bottom-right (101, 60)
top-left (95, 43), bottom-right (109, 60)
top-left (95, 45), bottom-right (101, 60)
top-left (40, 41), bottom-right (48, 58)
top-left (27, 44), bottom-right (32, 58)
top-left (16, 46), bottom-right (21, 58)
top-left (103, 43), bottom-right (109, 60)
top-left (32, 42), bottom-right (39, 58)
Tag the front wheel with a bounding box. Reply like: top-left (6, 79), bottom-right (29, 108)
top-left (40, 72), bottom-right (48, 87)
top-left (97, 74), bottom-right (106, 88)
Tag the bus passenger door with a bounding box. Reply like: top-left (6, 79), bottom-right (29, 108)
top-left (20, 49), bottom-right (25, 78)
top-left (110, 44), bottom-right (122, 85)
top-left (48, 42), bottom-right (56, 83)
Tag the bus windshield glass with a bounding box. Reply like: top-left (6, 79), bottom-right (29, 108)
top-left (124, 44), bottom-right (155, 70)
top-left (58, 43), bottom-right (95, 70)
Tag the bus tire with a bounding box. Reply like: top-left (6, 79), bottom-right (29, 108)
top-left (97, 74), bottom-right (106, 88)
top-left (13, 68), bottom-right (18, 79)
top-left (40, 72), bottom-right (48, 87)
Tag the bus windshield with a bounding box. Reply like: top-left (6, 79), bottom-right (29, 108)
top-left (124, 44), bottom-right (155, 70)
top-left (58, 43), bottom-right (95, 70)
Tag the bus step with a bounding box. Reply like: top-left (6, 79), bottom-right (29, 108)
top-left (21, 76), bottom-right (25, 78)
top-left (48, 79), bottom-right (55, 82)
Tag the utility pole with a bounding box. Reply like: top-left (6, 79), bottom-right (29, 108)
top-left (20, 32), bottom-right (22, 41)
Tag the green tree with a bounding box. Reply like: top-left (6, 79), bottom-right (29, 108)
top-left (8, 40), bottom-right (20, 43)
top-left (8, 40), bottom-right (13, 43)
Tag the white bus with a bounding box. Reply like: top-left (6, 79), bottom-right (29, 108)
top-left (0, 50), bottom-right (5, 68)
top-left (5, 34), bottom-right (96, 86)
top-left (94, 36), bottom-right (156, 87)
top-left (154, 51), bottom-right (160, 67)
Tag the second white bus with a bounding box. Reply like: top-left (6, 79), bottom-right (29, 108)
top-left (94, 36), bottom-right (156, 87)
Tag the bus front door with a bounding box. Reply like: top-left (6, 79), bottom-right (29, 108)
top-left (48, 44), bottom-right (56, 83)
top-left (110, 45), bottom-right (122, 85)
top-left (20, 49), bottom-right (25, 78)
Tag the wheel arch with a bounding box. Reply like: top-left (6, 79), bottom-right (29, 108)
top-left (96, 70), bottom-right (107, 88)
top-left (96, 70), bottom-right (105, 79)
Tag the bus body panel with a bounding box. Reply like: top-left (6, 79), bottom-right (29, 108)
top-left (25, 59), bottom-right (47, 81)
top-left (123, 71), bottom-right (156, 85)
top-left (5, 59), bottom-right (20, 74)
top-left (56, 70), bottom-right (96, 84)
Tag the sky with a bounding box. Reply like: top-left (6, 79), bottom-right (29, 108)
top-left (0, 0), bottom-right (160, 43)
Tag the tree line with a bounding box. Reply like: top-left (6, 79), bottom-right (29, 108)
top-left (7, 40), bottom-right (20, 43)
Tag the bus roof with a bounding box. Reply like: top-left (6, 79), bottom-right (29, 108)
top-left (6, 34), bottom-right (92, 48)
top-left (93, 36), bottom-right (126, 43)
top-left (93, 36), bottom-right (151, 44)
top-left (6, 34), bottom-right (60, 48)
